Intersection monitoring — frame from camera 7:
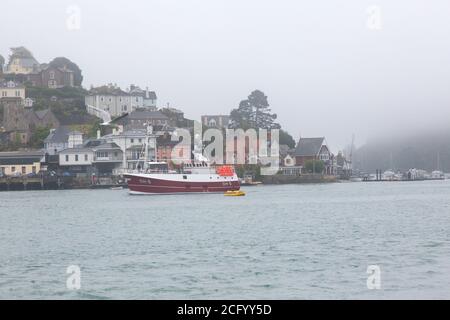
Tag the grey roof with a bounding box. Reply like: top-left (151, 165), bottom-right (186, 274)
top-left (125, 110), bottom-right (168, 120)
top-left (14, 57), bottom-right (40, 68)
top-left (44, 126), bottom-right (71, 144)
top-left (294, 137), bottom-right (325, 157)
top-left (0, 81), bottom-right (25, 89)
top-left (0, 150), bottom-right (44, 165)
top-left (89, 85), bottom-right (128, 96)
top-left (35, 109), bottom-right (51, 119)
top-left (68, 130), bottom-right (83, 135)
top-left (146, 91), bottom-right (157, 100)
top-left (59, 147), bottom-right (93, 154)
top-left (94, 142), bottom-right (121, 150)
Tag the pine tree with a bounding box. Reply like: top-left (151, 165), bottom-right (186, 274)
top-left (229, 90), bottom-right (280, 129)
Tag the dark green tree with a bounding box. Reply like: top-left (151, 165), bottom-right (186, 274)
top-left (279, 129), bottom-right (296, 148)
top-left (29, 126), bottom-right (51, 148)
top-left (304, 159), bottom-right (325, 174)
top-left (229, 90), bottom-right (280, 129)
top-left (49, 57), bottom-right (83, 86)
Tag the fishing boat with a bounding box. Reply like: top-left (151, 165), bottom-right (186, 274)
top-left (124, 161), bottom-right (240, 195)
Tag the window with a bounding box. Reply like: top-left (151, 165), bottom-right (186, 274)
top-left (22, 167), bottom-right (26, 174)
top-left (138, 139), bottom-right (142, 143)
top-left (49, 71), bottom-right (55, 79)
top-left (1, 91), bottom-right (6, 97)
top-left (32, 166), bottom-right (36, 174)
top-left (183, 175), bottom-right (187, 180)
top-left (130, 139), bottom-right (134, 143)
top-left (11, 167), bottom-right (16, 172)
top-left (75, 155), bottom-right (79, 162)
top-left (15, 90), bottom-right (21, 97)
top-left (85, 154), bottom-right (88, 161)
top-left (65, 155), bottom-right (69, 162)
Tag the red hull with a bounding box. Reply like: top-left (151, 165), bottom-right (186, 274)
top-left (125, 174), bottom-right (240, 194)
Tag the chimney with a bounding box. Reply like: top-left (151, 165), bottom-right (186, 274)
top-left (97, 130), bottom-right (101, 139)
top-left (145, 87), bottom-right (149, 98)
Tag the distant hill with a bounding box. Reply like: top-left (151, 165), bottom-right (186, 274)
top-left (353, 129), bottom-right (450, 173)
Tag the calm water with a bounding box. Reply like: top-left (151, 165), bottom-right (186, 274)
top-left (1, 180), bottom-right (450, 299)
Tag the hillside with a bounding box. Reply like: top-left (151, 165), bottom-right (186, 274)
top-left (26, 86), bottom-right (98, 125)
top-left (353, 129), bottom-right (450, 173)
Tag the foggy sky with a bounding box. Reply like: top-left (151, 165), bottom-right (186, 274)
top-left (2, 0), bottom-right (450, 151)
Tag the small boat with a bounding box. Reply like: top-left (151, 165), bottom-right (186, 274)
top-left (224, 190), bottom-right (246, 196)
top-left (110, 186), bottom-right (124, 190)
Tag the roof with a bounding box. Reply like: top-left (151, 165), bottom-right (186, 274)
top-left (294, 137), bottom-right (325, 157)
top-left (146, 91), bottom-right (157, 100)
top-left (124, 110), bottom-right (168, 120)
top-left (44, 126), bottom-right (71, 144)
top-left (93, 142), bottom-right (121, 150)
top-left (13, 57), bottom-right (39, 68)
top-left (102, 129), bottom-right (152, 139)
top-left (59, 148), bottom-right (93, 154)
top-left (201, 115), bottom-right (230, 118)
top-left (88, 85), bottom-right (128, 96)
top-left (0, 150), bottom-right (44, 165)
top-left (35, 109), bottom-right (51, 120)
top-left (0, 81), bottom-right (25, 89)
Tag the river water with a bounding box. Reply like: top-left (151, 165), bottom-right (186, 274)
top-left (1, 180), bottom-right (450, 299)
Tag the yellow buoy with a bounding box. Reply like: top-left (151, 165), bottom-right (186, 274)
top-left (224, 190), bottom-right (246, 196)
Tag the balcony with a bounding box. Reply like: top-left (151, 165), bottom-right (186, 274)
top-left (93, 156), bottom-right (123, 163)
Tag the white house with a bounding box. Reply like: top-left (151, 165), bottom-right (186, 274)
top-left (85, 84), bottom-right (157, 118)
top-left (59, 148), bottom-right (94, 167)
top-left (0, 81), bottom-right (26, 100)
top-left (44, 127), bottom-right (84, 155)
top-left (101, 127), bottom-right (158, 172)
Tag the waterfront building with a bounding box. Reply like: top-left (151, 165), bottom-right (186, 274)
top-left (44, 127), bottom-right (83, 155)
top-left (156, 133), bottom-right (186, 166)
top-left (294, 137), bottom-right (336, 175)
top-left (0, 150), bottom-right (44, 176)
top-left (101, 128), bottom-right (158, 172)
top-left (58, 142), bottom-right (123, 176)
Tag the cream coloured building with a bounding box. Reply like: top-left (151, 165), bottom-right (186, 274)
top-left (0, 151), bottom-right (44, 176)
top-left (0, 81), bottom-right (26, 100)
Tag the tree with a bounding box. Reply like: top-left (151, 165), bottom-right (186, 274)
top-left (279, 129), bottom-right (296, 148)
top-left (229, 90), bottom-right (280, 129)
top-left (29, 126), bottom-right (51, 148)
top-left (304, 159), bottom-right (325, 174)
top-left (49, 57), bottom-right (83, 86)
